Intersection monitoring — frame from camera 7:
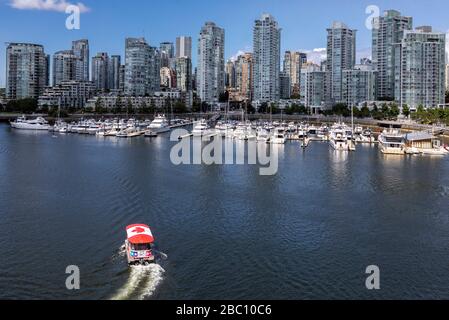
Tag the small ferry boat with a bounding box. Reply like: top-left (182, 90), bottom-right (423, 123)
top-left (125, 224), bottom-right (155, 265)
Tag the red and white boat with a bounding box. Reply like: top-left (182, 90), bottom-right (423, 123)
top-left (125, 224), bottom-right (155, 265)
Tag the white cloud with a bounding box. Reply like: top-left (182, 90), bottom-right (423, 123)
top-left (299, 47), bottom-right (372, 65)
top-left (299, 48), bottom-right (327, 64)
top-left (9, 0), bottom-right (90, 13)
top-left (228, 45), bottom-right (252, 62)
top-left (229, 50), bottom-right (246, 62)
top-left (227, 46), bottom-right (373, 65)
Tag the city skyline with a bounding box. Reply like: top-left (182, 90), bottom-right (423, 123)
top-left (1, 0), bottom-right (449, 86)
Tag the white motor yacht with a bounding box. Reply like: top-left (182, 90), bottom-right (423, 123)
top-left (233, 122), bottom-right (247, 140)
top-left (192, 119), bottom-right (211, 137)
top-left (270, 129), bottom-right (287, 144)
top-left (329, 127), bottom-right (350, 151)
top-left (214, 121), bottom-right (228, 137)
top-left (10, 116), bottom-right (50, 131)
top-left (257, 128), bottom-right (271, 143)
top-left (148, 115), bottom-right (170, 133)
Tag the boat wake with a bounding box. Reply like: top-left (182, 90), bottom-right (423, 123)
top-left (111, 264), bottom-right (165, 300)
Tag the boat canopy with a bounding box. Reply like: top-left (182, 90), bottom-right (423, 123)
top-left (126, 224), bottom-right (154, 244)
top-left (405, 132), bottom-right (434, 142)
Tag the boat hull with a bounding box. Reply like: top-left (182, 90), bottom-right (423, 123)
top-left (330, 140), bottom-right (349, 151)
top-left (149, 127), bottom-right (170, 134)
top-left (380, 147), bottom-right (405, 155)
top-left (10, 123), bottom-right (50, 130)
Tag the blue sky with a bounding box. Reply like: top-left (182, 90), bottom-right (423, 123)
top-left (1, 0), bottom-right (449, 86)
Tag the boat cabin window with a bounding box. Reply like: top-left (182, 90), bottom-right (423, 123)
top-left (131, 243), bottom-right (152, 251)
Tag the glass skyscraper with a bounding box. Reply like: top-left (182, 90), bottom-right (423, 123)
top-left (372, 10), bottom-right (412, 100)
top-left (124, 38), bottom-right (161, 96)
top-left (6, 43), bottom-right (48, 100)
top-left (197, 22), bottom-right (225, 104)
top-left (325, 21), bottom-right (356, 106)
top-left (395, 26), bottom-right (446, 109)
top-left (252, 14), bottom-right (281, 103)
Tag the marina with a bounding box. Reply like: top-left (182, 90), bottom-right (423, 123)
top-left (7, 115), bottom-right (449, 156)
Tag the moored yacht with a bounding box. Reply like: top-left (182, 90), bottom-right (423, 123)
top-left (307, 125), bottom-right (319, 140)
top-left (192, 119), bottom-right (211, 137)
top-left (233, 122), bottom-right (246, 140)
top-left (378, 129), bottom-right (406, 155)
top-left (214, 121), bottom-right (228, 137)
top-left (329, 127), bottom-right (350, 151)
top-left (356, 129), bottom-right (376, 143)
top-left (257, 128), bottom-right (271, 143)
top-left (148, 114), bottom-right (170, 133)
top-left (10, 116), bottom-right (50, 131)
top-left (270, 128), bottom-right (287, 144)
top-left (116, 126), bottom-right (142, 138)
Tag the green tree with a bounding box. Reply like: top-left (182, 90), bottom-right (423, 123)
top-left (402, 104), bottom-right (410, 118)
top-left (353, 107), bottom-right (362, 118)
top-left (258, 102), bottom-right (269, 113)
top-left (219, 91), bottom-right (229, 103)
top-left (149, 100), bottom-right (156, 114)
top-left (332, 103), bottom-right (350, 117)
top-left (270, 103), bottom-right (280, 114)
top-left (360, 106), bottom-right (370, 118)
top-left (140, 100), bottom-right (149, 114)
top-left (389, 104), bottom-right (400, 120)
top-left (113, 96), bottom-right (123, 114)
top-left (6, 98), bottom-right (38, 113)
top-left (247, 103), bottom-right (256, 114)
top-left (126, 98), bottom-right (133, 115)
top-left (95, 97), bottom-right (106, 114)
top-left (40, 104), bottom-right (49, 114)
top-left (173, 101), bottom-right (187, 114)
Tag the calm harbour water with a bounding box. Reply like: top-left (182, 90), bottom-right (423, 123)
top-left (0, 123), bottom-right (449, 300)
